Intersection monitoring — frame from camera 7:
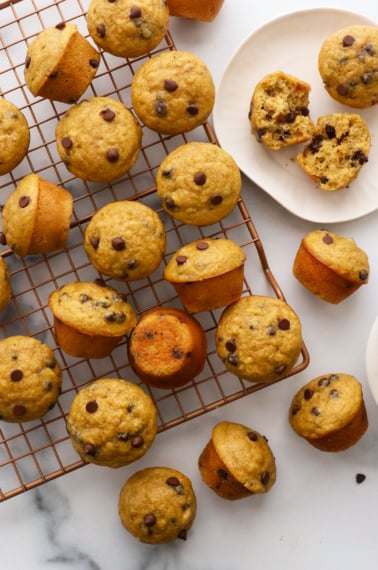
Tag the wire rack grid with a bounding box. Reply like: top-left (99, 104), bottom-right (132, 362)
top-left (0, 0), bottom-right (310, 501)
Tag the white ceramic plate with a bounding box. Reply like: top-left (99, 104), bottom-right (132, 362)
top-left (366, 316), bottom-right (378, 405)
top-left (213, 9), bottom-right (378, 224)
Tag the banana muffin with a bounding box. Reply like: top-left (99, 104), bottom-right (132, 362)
top-left (67, 378), bottom-right (158, 467)
top-left (0, 98), bottom-right (30, 175)
top-left (156, 142), bottom-right (241, 226)
top-left (118, 466), bottom-right (197, 543)
top-left (198, 421), bottom-right (276, 500)
top-left (0, 335), bottom-right (62, 423)
top-left (289, 373), bottom-right (368, 451)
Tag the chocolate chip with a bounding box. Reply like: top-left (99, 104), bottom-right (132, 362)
top-left (337, 84), bottom-right (349, 96)
top-left (55, 22), bottom-right (66, 30)
top-left (318, 376), bottom-right (331, 387)
top-left (89, 59), bottom-right (99, 68)
top-left (101, 108), bottom-right (116, 121)
top-left (364, 44), bottom-right (375, 55)
top-left (329, 389), bottom-right (339, 398)
top-left (352, 150), bottom-right (368, 165)
top-left (13, 404), bottom-right (26, 416)
top-left (0, 232), bottom-right (7, 245)
top-left (106, 148), bottom-right (119, 162)
top-left (193, 172), bottom-right (206, 186)
top-left (320, 176), bottom-right (329, 184)
top-left (143, 513), bottom-right (156, 527)
top-left (90, 236), bottom-right (100, 249)
top-left (156, 98), bottom-right (167, 116)
top-left (309, 134), bottom-right (324, 154)
top-left (266, 325), bottom-right (276, 336)
top-left (217, 468), bottom-right (228, 480)
top-left (176, 255), bottom-right (187, 265)
top-left (164, 79), bottom-right (178, 92)
top-left (291, 403), bottom-right (301, 415)
top-left (130, 5), bottom-right (142, 18)
top-left (178, 529), bottom-right (187, 541)
top-left (164, 197), bottom-right (176, 210)
top-left (86, 400), bottom-right (98, 413)
top-left (18, 195), bottom-right (30, 208)
top-left (260, 471), bottom-right (270, 485)
top-left (166, 476), bottom-right (180, 487)
top-left (130, 435), bottom-right (144, 447)
top-left (304, 388), bottom-right (313, 400)
top-left (96, 23), bottom-right (106, 38)
top-left (112, 237), bottom-right (125, 250)
top-left (10, 369), bottom-right (23, 382)
top-left (162, 168), bottom-right (173, 178)
top-left (274, 364), bottom-right (286, 375)
top-left (83, 443), bottom-right (96, 456)
top-left (283, 111), bottom-right (296, 123)
top-left (227, 354), bottom-right (238, 366)
top-left (61, 136), bottom-right (73, 149)
top-left (359, 269), bottom-right (369, 281)
top-left (311, 406), bottom-right (320, 416)
top-left (342, 35), bottom-right (355, 47)
top-left (25, 55), bottom-right (31, 69)
top-left (325, 124), bottom-right (336, 139)
top-left (79, 294), bottom-right (90, 303)
top-left (278, 318), bottom-right (290, 331)
top-left (225, 339), bottom-right (237, 353)
top-left (105, 312), bottom-right (126, 323)
top-left (49, 71), bottom-right (58, 79)
top-left (322, 233), bottom-right (334, 245)
top-left (187, 103), bottom-right (199, 115)
top-left (196, 241), bottom-right (209, 251)
top-left (172, 348), bottom-right (184, 359)
top-left (247, 431), bottom-right (258, 441)
top-left (117, 432), bottom-right (129, 441)
top-left (210, 195), bottom-right (223, 205)
top-left (356, 473), bottom-right (366, 484)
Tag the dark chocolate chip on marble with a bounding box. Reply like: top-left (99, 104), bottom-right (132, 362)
top-left (86, 400), bottom-right (98, 413)
top-left (61, 136), bottom-right (73, 149)
top-left (10, 369), bottom-right (23, 382)
top-left (342, 35), bottom-right (355, 47)
top-left (96, 23), bottom-right (106, 38)
top-left (19, 195), bottom-right (30, 208)
top-left (143, 513), bottom-right (156, 527)
top-left (187, 103), bottom-right (199, 116)
top-left (278, 318), bottom-right (290, 331)
top-left (106, 148), bottom-right (119, 162)
top-left (13, 404), bottom-right (26, 416)
top-left (176, 255), bottom-right (187, 265)
top-left (112, 237), bottom-right (125, 250)
top-left (196, 241), bottom-right (209, 251)
top-left (130, 435), bottom-right (144, 448)
top-left (90, 236), bottom-right (100, 249)
top-left (101, 108), bottom-right (116, 121)
top-left (356, 473), bottom-right (366, 484)
top-left (193, 172), bottom-right (206, 186)
top-left (164, 79), bottom-right (178, 92)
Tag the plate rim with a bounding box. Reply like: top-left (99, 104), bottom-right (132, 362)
top-left (366, 315), bottom-right (378, 405)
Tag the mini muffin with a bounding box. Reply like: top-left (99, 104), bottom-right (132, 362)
top-left (131, 50), bottom-right (215, 135)
top-left (166, 0), bottom-right (224, 21)
top-left (156, 142), bottom-right (241, 226)
top-left (55, 96), bottom-right (142, 182)
top-left (0, 98), bottom-right (30, 175)
top-left (66, 378), bottom-right (158, 467)
top-left (289, 373), bottom-right (368, 451)
top-left (293, 229), bottom-right (369, 304)
top-left (163, 237), bottom-right (246, 313)
top-left (24, 22), bottom-right (100, 104)
top-left (296, 113), bottom-right (370, 191)
top-left (1, 173), bottom-right (73, 257)
top-left (48, 281), bottom-right (137, 359)
top-left (118, 466), bottom-right (197, 543)
top-left (216, 295), bottom-right (302, 384)
top-left (87, 0), bottom-right (169, 58)
top-left (198, 421), bottom-right (276, 500)
top-left (0, 257), bottom-right (11, 314)
top-left (127, 306), bottom-right (207, 388)
top-left (0, 335), bottom-right (62, 423)
top-left (84, 200), bottom-right (166, 281)
top-left (249, 71), bottom-right (314, 150)
top-left (318, 25), bottom-right (378, 108)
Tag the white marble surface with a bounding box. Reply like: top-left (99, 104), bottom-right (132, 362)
top-left (2, 0), bottom-right (378, 568)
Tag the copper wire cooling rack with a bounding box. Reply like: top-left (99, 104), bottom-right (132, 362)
top-left (0, 0), bottom-right (310, 502)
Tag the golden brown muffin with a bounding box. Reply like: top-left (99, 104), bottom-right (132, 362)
top-left (0, 335), bottom-right (62, 423)
top-left (67, 378), bottom-right (158, 467)
top-left (215, 295), bottom-right (302, 384)
top-left (131, 50), bottom-right (215, 135)
top-left (166, 0), bottom-right (224, 21)
top-left (0, 257), bottom-right (11, 314)
top-left (296, 113), bottom-right (370, 191)
top-left (118, 466), bottom-right (197, 543)
top-left (289, 373), bottom-right (368, 451)
top-left (48, 281), bottom-right (137, 359)
top-left (249, 71), bottom-right (314, 150)
top-left (0, 98), bottom-right (30, 175)
top-left (127, 306), bottom-right (207, 388)
top-left (198, 421), bottom-right (276, 500)
top-left (87, 0), bottom-right (169, 58)
top-left (24, 22), bottom-right (100, 104)
top-left (164, 237), bottom-right (246, 313)
top-left (55, 96), bottom-right (142, 182)
top-left (84, 200), bottom-right (166, 281)
top-left (318, 25), bottom-right (378, 108)
top-left (1, 173), bottom-right (73, 257)
top-left (293, 229), bottom-right (369, 304)
top-left (156, 142), bottom-right (241, 226)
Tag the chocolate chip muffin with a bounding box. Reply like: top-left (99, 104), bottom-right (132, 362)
top-left (84, 200), bottom-right (166, 281)
top-left (0, 98), bottom-right (30, 175)
top-left (198, 421), bottom-right (276, 500)
top-left (48, 281), bottom-right (137, 359)
top-left (289, 373), bottom-right (368, 451)
top-left (293, 229), bottom-right (369, 304)
top-left (131, 50), bottom-right (215, 135)
top-left (163, 237), bottom-right (246, 313)
top-left (0, 335), bottom-right (62, 423)
top-left (0, 257), bottom-right (11, 314)
top-left (55, 96), bottom-right (142, 182)
top-left (118, 466), bottom-right (197, 543)
top-left (67, 378), bottom-right (158, 467)
top-left (296, 113), bottom-right (370, 191)
top-left (1, 173), bottom-right (73, 257)
top-left (87, 0), bottom-right (169, 58)
top-left (127, 306), bottom-right (207, 389)
top-left (156, 142), bottom-right (241, 226)
top-left (249, 71), bottom-right (314, 150)
top-left (318, 25), bottom-right (378, 108)
top-left (24, 22), bottom-right (100, 104)
top-left (215, 295), bottom-right (303, 384)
